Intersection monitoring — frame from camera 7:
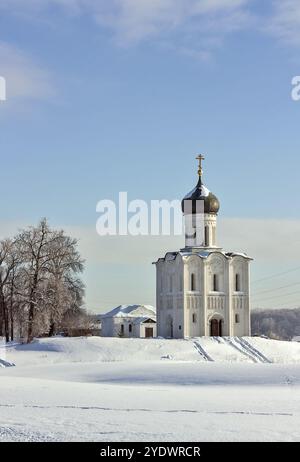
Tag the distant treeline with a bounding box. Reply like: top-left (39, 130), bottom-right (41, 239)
top-left (251, 308), bottom-right (300, 340)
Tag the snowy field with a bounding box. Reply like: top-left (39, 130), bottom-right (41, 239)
top-left (1, 336), bottom-right (300, 442)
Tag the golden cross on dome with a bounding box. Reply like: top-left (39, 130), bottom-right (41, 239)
top-left (196, 154), bottom-right (205, 177)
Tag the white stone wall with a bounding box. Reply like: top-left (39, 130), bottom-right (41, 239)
top-left (184, 213), bottom-right (218, 248)
top-left (205, 253), bottom-right (228, 335)
top-left (102, 316), bottom-right (157, 338)
top-left (156, 254), bottom-right (184, 338)
top-left (101, 317), bottom-right (129, 337)
top-left (230, 256), bottom-right (251, 336)
top-left (155, 251), bottom-right (251, 338)
top-left (101, 317), bottom-right (116, 337)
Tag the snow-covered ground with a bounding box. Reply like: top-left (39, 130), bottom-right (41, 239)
top-left (0, 336), bottom-right (300, 442)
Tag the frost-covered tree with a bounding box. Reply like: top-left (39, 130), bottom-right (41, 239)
top-left (15, 219), bottom-right (57, 342)
top-left (44, 231), bottom-right (84, 336)
top-left (0, 219), bottom-right (86, 343)
top-left (0, 239), bottom-right (19, 342)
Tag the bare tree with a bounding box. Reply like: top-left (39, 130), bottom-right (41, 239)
top-left (45, 232), bottom-right (84, 336)
top-left (15, 219), bottom-right (55, 342)
top-left (15, 219), bottom-right (85, 342)
top-left (0, 219), bottom-right (86, 343)
top-left (0, 239), bottom-right (19, 342)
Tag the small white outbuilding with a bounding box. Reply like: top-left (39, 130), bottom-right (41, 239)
top-left (101, 304), bottom-right (157, 338)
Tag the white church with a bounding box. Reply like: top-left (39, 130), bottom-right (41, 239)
top-left (154, 155), bottom-right (252, 338)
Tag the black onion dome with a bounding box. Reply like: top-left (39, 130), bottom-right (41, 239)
top-left (181, 177), bottom-right (220, 215)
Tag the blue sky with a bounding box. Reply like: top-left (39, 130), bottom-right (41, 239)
top-left (0, 0), bottom-right (300, 311)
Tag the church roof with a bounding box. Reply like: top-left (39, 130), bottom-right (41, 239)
top-left (133, 316), bottom-right (157, 325)
top-left (101, 304), bottom-right (156, 319)
top-left (153, 250), bottom-right (253, 265)
top-left (181, 155), bottom-right (220, 215)
top-left (181, 177), bottom-right (220, 215)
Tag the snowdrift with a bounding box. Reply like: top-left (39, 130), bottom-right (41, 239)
top-left (3, 336), bottom-right (300, 367)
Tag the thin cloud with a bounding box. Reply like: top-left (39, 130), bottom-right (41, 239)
top-left (1, 216), bottom-right (299, 311)
top-left (0, 42), bottom-right (56, 101)
top-left (268, 0), bottom-right (300, 46)
top-left (93, 0), bottom-right (252, 47)
top-left (4, 1), bottom-right (300, 56)
top-left (64, 217), bottom-right (300, 266)
top-left (2, 217), bottom-right (299, 267)
top-left (62, 217), bottom-right (300, 311)
top-left (0, 0), bottom-right (252, 56)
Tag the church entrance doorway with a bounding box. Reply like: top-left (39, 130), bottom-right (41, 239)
top-left (210, 318), bottom-right (222, 337)
top-left (167, 316), bottom-right (173, 338)
top-left (145, 327), bottom-right (153, 338)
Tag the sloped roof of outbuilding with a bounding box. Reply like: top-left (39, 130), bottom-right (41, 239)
top-left (133, 315), bottom-right (157, 325)
top-left (101, 304), bottom-right (156, 319)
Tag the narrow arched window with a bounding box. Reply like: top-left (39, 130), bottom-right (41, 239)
top-left (192, 313), bottom-right (197, 323)
top-left (179, 275), bottom-right (183, 292)
top-left (235, 314), bottom-right (240, 324)
top-left (235, 274), bottom-right (241, 292)
top-left (191, 273), bottom-right (195, 291)
top-left (205, 226), bottom-right (209, 246)
top-left (213, 274), bottom-right (218, 292)
top-left (129, 324), bottom-right (132, 333)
